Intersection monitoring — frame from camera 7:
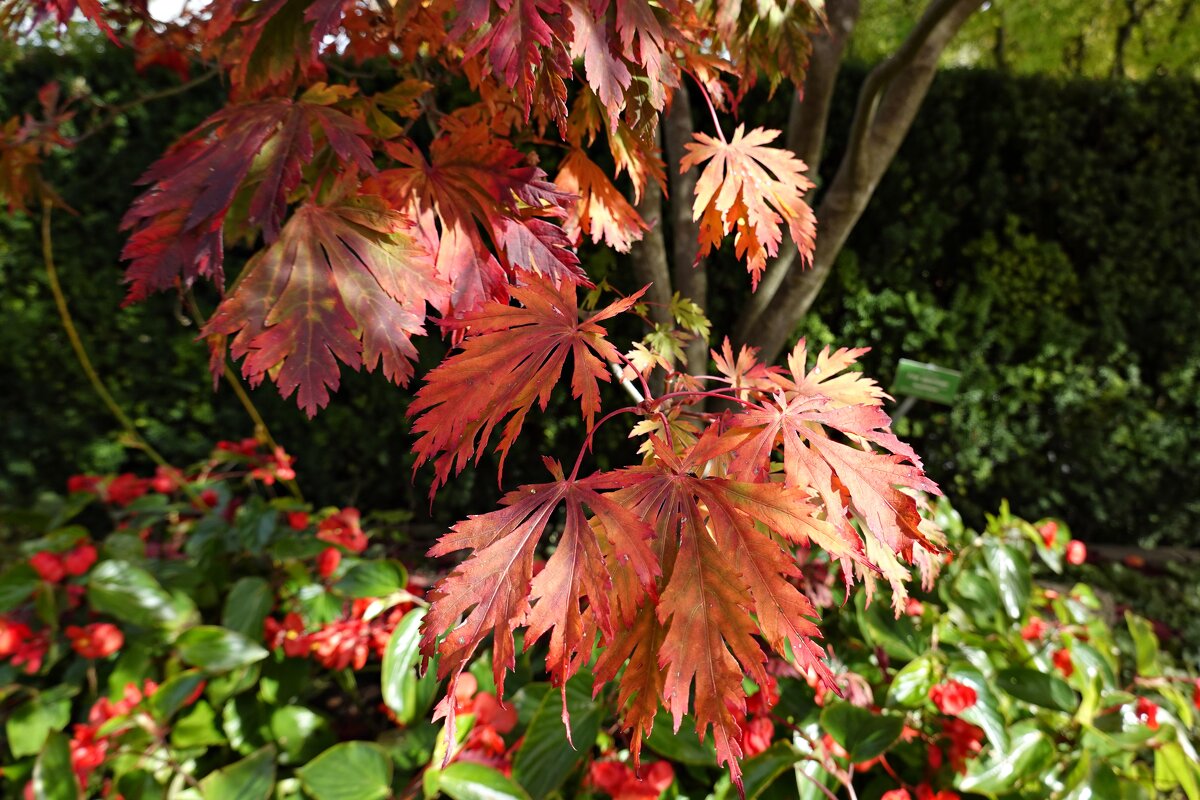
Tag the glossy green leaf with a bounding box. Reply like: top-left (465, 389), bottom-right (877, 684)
top-left (88, 560), bottom-right (196, 632)
top-left (512, 673), bottom-right (602, 799)
top-left (984, 540), bottom-right (1031, 620)
top-left (270, 706), bottom-right (334, 765)
top-left (149, 670), bottom-right (208, 722)
top-left (0, 562), bottom-right (40, 612)
top-left (333, 560), bottom-right (407, 599)
top-left (223, 695), bottom-right (272, 755)
top-left (951, 569), bottom-right (1002, 623)
top-left (1155, 742), bottom-right (1200, 800)
top-left (172, 700), bottom-right (227, 748)
top-left (176, 625), bottom-right (269, 673)
top-left (296, 741), bottom-right (393, 800)
top-left (792, 727), bottom-right (837, 800)
top-left (222, 577), bottom-right (274, 640)
top-left (199, 744), bottom-right (276, 800)
top-left (380, 608), bottom-right (425, 724)
top-left (32, 732), bottom-right (75, 800)
top-left (1070, 641), bottom-right (1118, 689)
top-left (856, 592), bottom-right (924, 661)
top-left (887, 654), bottom-right (937, 708)
top-left (438, 762), bottom-right (531, 800)
top-left (1124, 612), bottom-right (1161, 678)
top-left (957, 723), bottom-right (1054, 794)
top-left (996, 667), bottom-right (1078, 712)
top-left (819, 702), bottom-right (904, 763)
top-left (8, 691), bottom-right (71, 758)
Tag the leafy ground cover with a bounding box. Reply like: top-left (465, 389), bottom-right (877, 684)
top-left (2, 446), bottom-right (1196, 799)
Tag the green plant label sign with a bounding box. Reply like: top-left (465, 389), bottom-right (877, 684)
top-left (892, 359), bottom-right (962, 404)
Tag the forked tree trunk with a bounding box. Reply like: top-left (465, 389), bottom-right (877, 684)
top-left (631, 0), bottom-right (985, 369)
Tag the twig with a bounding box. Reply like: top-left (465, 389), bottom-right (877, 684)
top-left (72, 68), bottom-right (221, 145)
top-left (40, 200), bottom-right (190, 489)
top-left (183, 291), bottom-right (304, 502)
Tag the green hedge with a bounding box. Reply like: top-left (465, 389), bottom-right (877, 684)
top-left (791, 67), bottom-right (1200, 546)
top-left (3, 43), bottom-right (1198, 545)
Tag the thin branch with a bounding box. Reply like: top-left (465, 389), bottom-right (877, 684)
top-left (183, 292), bottom-right (305, 502)
top-left (741, 0), bottom-right (984, 362)
top-left (72, 68), bottom-right (220, 145)
top-left (40, 200), bottom-right (185, 485)
top-left (663, 89), bottom-right (708, 374)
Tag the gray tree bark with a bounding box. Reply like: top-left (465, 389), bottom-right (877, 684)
top-left (737, 0), bottom-right (985, 364)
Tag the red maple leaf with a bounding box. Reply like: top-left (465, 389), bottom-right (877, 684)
top-left (408, 276), bottom-right (644, 491)
top-left (460, 0), bottom-right (572, 117)
top-left (421, 460), bottom-right (658, 748)
top-left (120, 96), bottom-right (374, 304)
top-left (565, 0), bottom-right (631, 125)
top-left (727, 340), bottom-right (944, 611)
top-left (680, 124), bottom-right (817, 286)
top-left (590, 432), bottom-right (837, 792)
top-left (555, 148), bottom-right (648, 252)
top-left (203, 194), bottom-right (443, 416)
top-left (368, 125), bottom-right (585, 317)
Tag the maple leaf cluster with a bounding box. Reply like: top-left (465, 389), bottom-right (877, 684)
top-left (0, 0), bottom-right (833, 417)
top-left (3, 0), bottom-right (949, 791)
top-left (409, 286), bottom-right (945, 790)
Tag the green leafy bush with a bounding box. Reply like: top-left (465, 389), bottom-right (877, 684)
top-left (3, 449), bottom-right (1197, 799)
top-left (792, 68), bottom-right (1200, 546)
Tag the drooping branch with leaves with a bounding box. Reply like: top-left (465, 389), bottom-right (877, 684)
top-left (1, 0), bottom-right (958, 789)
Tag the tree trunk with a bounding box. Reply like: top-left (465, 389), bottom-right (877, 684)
top-left (663, 90), bottom-right (708, 371)
top-left (734, 0), bottom-right (860, 347)
top-left (741, 0), bottom-right (985, 363)
top-left (628, 137), bottom-right (674, 329)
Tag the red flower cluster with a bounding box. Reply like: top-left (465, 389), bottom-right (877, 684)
top-left (733, 676), bottom-right (777, 758)
top-left (66, 623), bottom-right (124, 659)
top-left (264, 612), bottom-right (311, 658)
top-left (1052, 649), bottom-right (1074, 678)
top-left (1135, 697), bottom-right (1159, 730)
top-left (216, 437), bottom-right (261, 457)
top-left (1020, 616), bottom-right (1047, 641)
top-left (30, 542), bottom-right (97, 583)
top-left (588, 759), bottom-right (675, 800)
top-left (1066, 540), bottom-right (1087, 565)
top-left (263, 594), bottom-right (421, 671)
top-left (65, 678), bottom-right (202, 789)
top-left (938, 718), bottom-right (985, 773)
top-left (451, 673), bottom-right (520, 774)
top-left (929, 681), bottom-right (977, 716)
top-left (316, 508), bottom-right (368, 553)
top-left (251, 446), bottom-right (297, 484)
top-left (1193, 678), bottom-right (1200, 711)
top-left (0, 616), bottom-right (49, 674)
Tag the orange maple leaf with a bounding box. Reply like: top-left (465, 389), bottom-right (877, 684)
top-left (555, 148), bottom-right (649, 253)
top-left (408, 277), bottom-right (646, 492)
top-left (680, 124), bottom-right (817, 287)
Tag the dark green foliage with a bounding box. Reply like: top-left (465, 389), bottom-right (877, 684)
top-left (794, 68), bottom-right (1200, 546)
